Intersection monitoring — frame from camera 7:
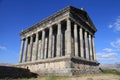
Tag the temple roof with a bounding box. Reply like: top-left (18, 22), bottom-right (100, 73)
top-left (20, 6), bottom-right (97, 35)
top-left (68, 6), bottom-right (97, 32)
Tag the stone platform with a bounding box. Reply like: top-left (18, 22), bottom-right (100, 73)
top-left (16, 56), bottom-right (100, 76)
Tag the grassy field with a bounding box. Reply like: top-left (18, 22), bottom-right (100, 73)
top-left (15, 74), bottom-right (120, 80)
top-left (2, 69), bottom-right (120, 80)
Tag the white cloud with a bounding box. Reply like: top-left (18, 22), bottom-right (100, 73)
top-left (111, 38), bottom-right (120, 49)
top-left (109, 16), bottom-right (120, 32)
top-left (102, 48), bottom-right (113, 52)
top-left (108, 24), bottom-right (113, 28)
top-left (97, 52), bottom-right (117, 60)
top-left (97, 38), bottom-right (120, 63)
top-left (0, 45), bottom-right (7, 51)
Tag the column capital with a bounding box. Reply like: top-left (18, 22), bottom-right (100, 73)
top-left (74, 23), bottom-right (77, 27)
top-left (21, 37), bottom-right (25, 40)
top-left (57, 21), bottom-right (61, 24)
top-left (66, 17), bottom-right (71, 20)
top-left (25, 37), bottom-right (29, 40)
top-left (84, 30), bottom-right (88, 35)
top-left (88, 33), bottom-right (91, 37)
top-left (91, 35), bottom-right (95, 38)
top-left (66, 18), bottom-right (71, 23)
top-left (84, 30), bottom-right (88, 33)
top-left (30, 36), bottom-right (33, 43)
top-left (49, 26), bottom-right (53, 33)
top-left (35, 31), bottom-right (39, 35)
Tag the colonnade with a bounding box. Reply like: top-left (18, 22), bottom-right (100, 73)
top-left (19, 18), bottom-right (96, 63)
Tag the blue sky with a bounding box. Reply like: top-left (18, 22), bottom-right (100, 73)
top-left (0, 0), bottom-right (120, 64)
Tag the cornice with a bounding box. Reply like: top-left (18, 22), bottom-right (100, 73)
top-left (20, 6), bottom-right (73, 36)
top-left (20, 6), bottom-right (97, 36)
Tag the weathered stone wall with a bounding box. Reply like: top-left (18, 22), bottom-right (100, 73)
top-left (71, 58), bottom-right (100, 75)
top-left (17, 61), bottom-right (72, 76)
top-left (17, 57), bottom-right (100, 76)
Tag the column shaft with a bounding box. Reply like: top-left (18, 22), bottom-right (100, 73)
top-left (19, 39), bottom-right (25, 63)
top-left (66, 18), bottom-right (72, 57)
top-left (29, 36), bottom-right (33, 61)
top-left (44, 37), bottom-right (47, 59)
top-left (34, 33), bottom-right (39, 60)
top-left (92, 37), bottom-right (96, 61)
top-left (23, 38), bottom-right (28, 62)
top-left (80, 27), bottom-right (84, 58)
top-left (84, 31), bottom-right (89, 59)
top-left (89, 34), bottom-right (93, 60)
top-left (38, 39), bottom-right (42, 59)
top-left (52, 35), bottom-right (55, 58)
top-left (57, 22), bottom-right (61, 57)
top-left (48, 27), bottom-right (53, 58)
top-left (74, 23), bottom-right (78, 57)
top-left (41, 30), bottom-right (45, 59)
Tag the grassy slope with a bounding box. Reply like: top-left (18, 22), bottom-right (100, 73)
top-left (17, 74), bottom-right (120, 80)
top-left (100, 68), bottom-right (120, 75)
top-left (3, 69), bottom-right (120, 80)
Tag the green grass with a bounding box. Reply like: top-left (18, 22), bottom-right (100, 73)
top-left (46, 76), bottom-right (58, 80)
top-left (40, 76), bottom-right (68, 80)
top-left (2, 69), bottom-right (120, 80)
top-left (100, 68), bottom-right (120, 75)
top-left (4, 73), bottom-right (120, 80)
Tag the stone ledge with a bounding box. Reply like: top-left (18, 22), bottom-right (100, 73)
top-left (71, 57), bottom-right (100, 65)
top-left (20, 6), bottom-right (71, 35)
top-left (17, 56), bottom-right (70, 66)
top-left (16, 56), bottom-right (99, 66)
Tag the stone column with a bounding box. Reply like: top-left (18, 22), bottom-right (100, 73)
top-left (89, 34), bottom-right (93, 60)
top-left (19, 38), bottom-right (25, 63)
top-left (74, 23), bottom-right (78, 57)
top-left (44, 37), bottom-right (47, 59)
top-left (41, 30), bottom-right (45, 59)
top-left (92, 36), bottom-right (96, 61)
top-left (79, 27), bottom-right (84, 58)
top-left (66, 18), bottom-right (72, 57)
top-left (34, 32), bottom-right (39, 60)
top-left (57, 22), bottom-right (61, 57)
top-left (23, 38), bottom-right (28, 62)
top-left (29, 36), bottom-right (33, 61)
top-left (38, 32), bottom-right (42, 60)
top-left (52, 35), bottom-right (55, 58)
top-left (84, 31), bottom-right (89, 59)
top-left (48, 27), bottom-right (53, 58)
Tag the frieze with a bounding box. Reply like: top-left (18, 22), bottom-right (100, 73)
top-left (70, 15), bottom-right (95, 36)
top-left (20, 6), bottom-right (71, 36)
top-left (70, 11), bottom-right (97, 33)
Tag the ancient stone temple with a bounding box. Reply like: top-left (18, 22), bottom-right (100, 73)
top-left (17, 6), bottom-right (100, 76)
